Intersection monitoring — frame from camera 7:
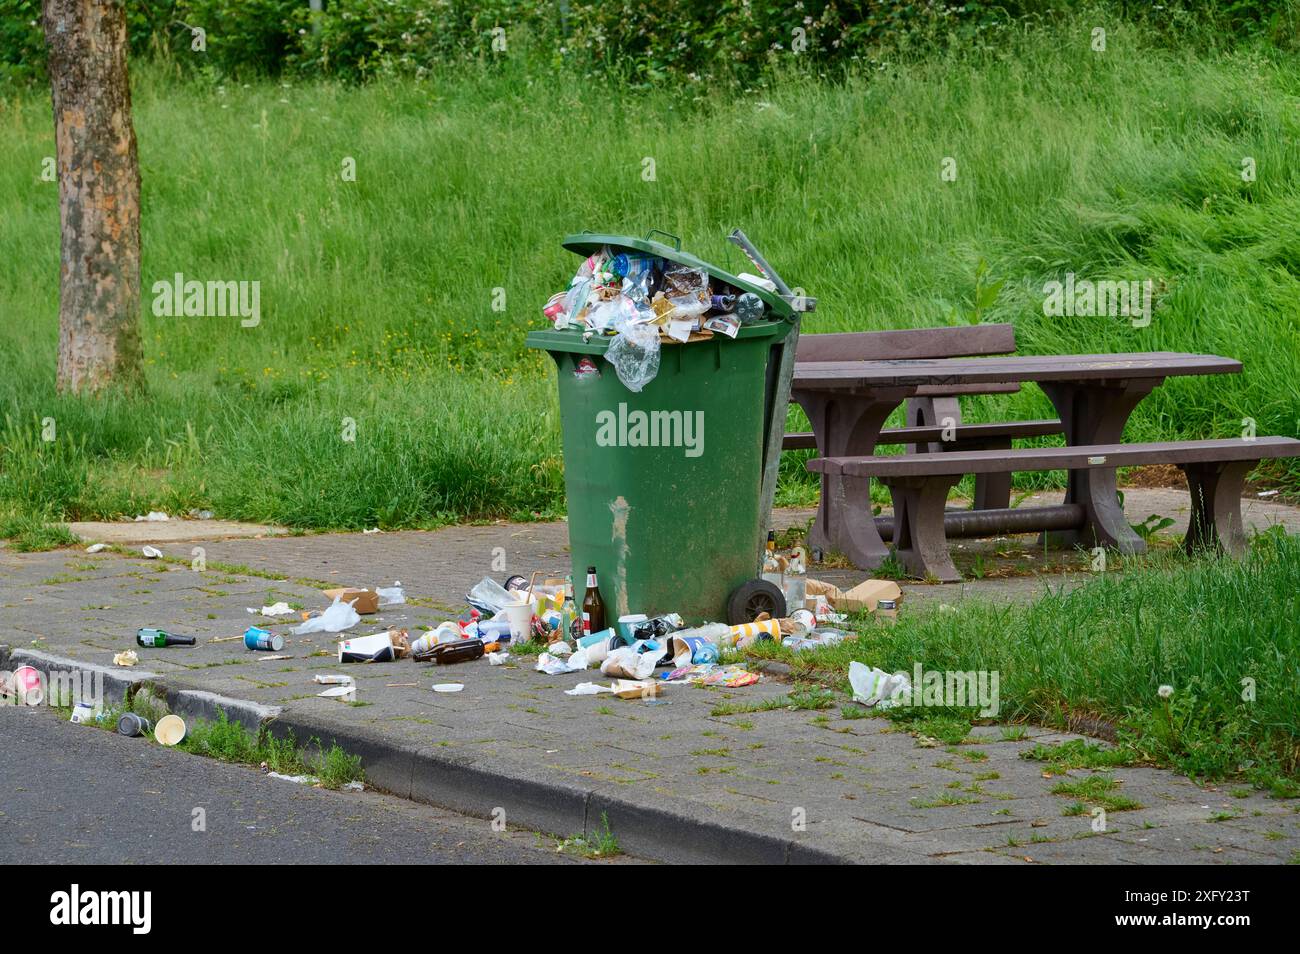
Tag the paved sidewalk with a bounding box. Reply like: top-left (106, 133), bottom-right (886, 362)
top-left (3, 491), bottom-right (1298, 864)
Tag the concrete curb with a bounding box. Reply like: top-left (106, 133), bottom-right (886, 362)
top-left (1, 646), bottom-right (878, 864)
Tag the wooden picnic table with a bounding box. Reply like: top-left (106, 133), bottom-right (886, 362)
top-left (791, 351), bottom-right (1243, 569)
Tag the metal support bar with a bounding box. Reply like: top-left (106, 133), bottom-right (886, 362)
top-left (873, 503), bottom-right (1085, 542)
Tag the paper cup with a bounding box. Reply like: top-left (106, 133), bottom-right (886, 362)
top-left (617, 614), bottom-right (647, 643)
top-left (504, 601), bottom-right (533, 642)
top-left (671, 635), bottom-right (720, 667)
top-left (13, 666), bottom-right (43, 706)
top-left (154, 714), bottom-right (187, 746)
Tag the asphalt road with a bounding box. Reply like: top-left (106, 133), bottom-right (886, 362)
top-left (0, 704), bottom-right (624, 864)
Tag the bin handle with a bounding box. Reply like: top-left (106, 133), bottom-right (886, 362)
top-left (644, 229), bottom-right (682, 251)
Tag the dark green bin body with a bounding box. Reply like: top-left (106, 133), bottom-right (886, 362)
top-left (526, 321), bottom-right (788, 623)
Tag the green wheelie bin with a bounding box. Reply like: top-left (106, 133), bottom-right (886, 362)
top-left (526, 230), bottom-right (809, 624)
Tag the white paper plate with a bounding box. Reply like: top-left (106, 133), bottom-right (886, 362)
top-left (432, 683), bottom-right (464, 693)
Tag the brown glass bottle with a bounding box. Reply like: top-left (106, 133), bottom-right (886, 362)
top-left (581, 565), bottom-right (607, 635)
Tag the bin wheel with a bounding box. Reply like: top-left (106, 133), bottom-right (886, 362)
top-left (727, 579), bottom-right (786, 625)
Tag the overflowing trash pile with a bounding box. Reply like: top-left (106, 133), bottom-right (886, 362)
top-left (542, 244), bottom-right (776, 391)
top-left (63, 552), bottom-right (904, 710)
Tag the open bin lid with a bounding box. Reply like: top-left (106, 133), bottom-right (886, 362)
top-left (561, 230), bottom-right (795, 320)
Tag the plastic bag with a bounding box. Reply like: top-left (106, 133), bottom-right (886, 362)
top-left (376, 582), bottom-right (405, 607)
top-left (660, 264), bottom-right (710, 319)
top-left (604, 320), bottom-right (661, 392)
top-left (466, 577), bottom-right (513, 617)
top-left (601, 643), bottom-right (665, 680)
top-left (848, 661), bottom-right (912, 709)
top-left (295, 596), bottom-right (362, 635)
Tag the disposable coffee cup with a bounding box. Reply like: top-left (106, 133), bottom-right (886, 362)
top-left (13, 666), bottom-right (43, 706)
top-left (504, 601), bottom-right (533, 643)
top-left (617, 614), bottom-right (647, 643)
top-left (576, 628), bottom-right (615, 651)
top-left (116, 712), bottom-right (152, 737)
top-left (670, 635), bottom-right (719, 667)
top-left (154, 714), bottom-right (187, 746)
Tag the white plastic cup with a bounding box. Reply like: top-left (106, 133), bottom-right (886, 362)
top-left (504, 601), bottom-right (533, 643)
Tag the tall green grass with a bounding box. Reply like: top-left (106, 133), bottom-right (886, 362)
top-left (1, 12), bottom-right (1298, 527)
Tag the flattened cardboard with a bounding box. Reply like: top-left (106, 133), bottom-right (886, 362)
top-left (322, 587), bottom-right (379, 614)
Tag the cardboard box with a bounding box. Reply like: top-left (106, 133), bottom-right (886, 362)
top-left (805, 578), bottom-right (902, 615)
top-left (322, 587), bottom-right (379, 615)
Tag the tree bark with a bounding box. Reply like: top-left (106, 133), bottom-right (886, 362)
top-left (43, 0), bottom-right (145, 394)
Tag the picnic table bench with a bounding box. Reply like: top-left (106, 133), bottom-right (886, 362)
top-left (809, 437), bottom-right (1300, 581)
top-left (789, 345), bottom-right (1278, 575)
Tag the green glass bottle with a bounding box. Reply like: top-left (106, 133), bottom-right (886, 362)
top-left (135, 628), bottom-right (196, 648)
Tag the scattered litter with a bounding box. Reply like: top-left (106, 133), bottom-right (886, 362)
top-left (413, 638), bottom-right (484, 665)
top-left (661, 663), bottom-right (759, 688)
top-left (295, 597), bottom-right (361, 635)
top-left (256, 654), bottom-right (294, 662)
top-left (188, 509), bottom-right (214, 520)
top-left (565, 681), bottom-right (615, 696)
top-left (141, 546), bottom-right (163, 559)
top-left (210, 634), bottom-right (244, 643)
top-left (783, 629), bottom-right (849, 652)
top-left (154, 714), bottom-right (187, 746)
top-left (268, 772), bottom-right (318, 785)
top-left (384, 682), bottom-right (418, 688)
top-left (848, 661), bottom-right (912, 709)
top-left (322, 587), bottom-right (378, 615)
top-left (116, 712), bottom-right (152, 737)
top-left (487, 651), bottom-right (511, 666)
top-left (70, 701), bottom-right (98, 724)
top-left (247, 601), bottom-right (295, 617)
top-left (313, 674), bottom-right (354, 686)
top-left (601, 643), bottom-right (665, 680)
top-left (85, 543), bottom-right (108, 554)
top-left (133, 511), bottom-right (170, 522)
top-left (806, 578), bottom-right (902, 615)
top-left (466, 577), bottom-right (514, 616)
top-left (611, 679), bottom-right (661, 699)
top-left (376, 582), bottom-right (405, 606)
top-left (1258, 489), bottom-right (1280, 497)
top-left (342, 781), bottom-right (364, 792)
top-left (244, 626), bottom-right (286, 652)
top-left (432, 683), bottom-right (464, 693)
top-left (8, 666), bottom-right (43, 704)
top-left (338, 631), bottom-right (396, 663)
top-left (136, 627), bottom-right (196, 648)
top-left (113, 650), bottom-right (139, 667)
top-left (318, 685), bottom-right (356, 699)
top-left (536, 649), bottom-right (589, 675)
top-left (363, 527), bottom-right (382, 534)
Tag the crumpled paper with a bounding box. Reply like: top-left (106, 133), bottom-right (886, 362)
top-left (535, 648), bottom-right (590, 675)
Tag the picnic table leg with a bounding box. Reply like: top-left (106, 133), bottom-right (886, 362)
top-left (1039, 379), bottom-right (1160, 553)
top-left (883, 474), bottom-right (964, 582)
top-left (795, 388), bottom-right (907, 570)
top-left (1180, 460), bottom-right (1251, 556)
top-left (906, 395), bottom-right (1011, 510)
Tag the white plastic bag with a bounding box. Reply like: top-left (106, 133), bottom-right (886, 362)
top-left (848, 661), bottom-right (912, 709)
top-left (294, 596), bottom-right (361, 635)
top-left (600, 644), bottom-right (664, 681)
top-left (376, 582), bottom-right (405, 607)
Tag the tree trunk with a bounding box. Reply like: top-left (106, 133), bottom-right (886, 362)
top-left (43, 0), bottom-right (145, 394)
